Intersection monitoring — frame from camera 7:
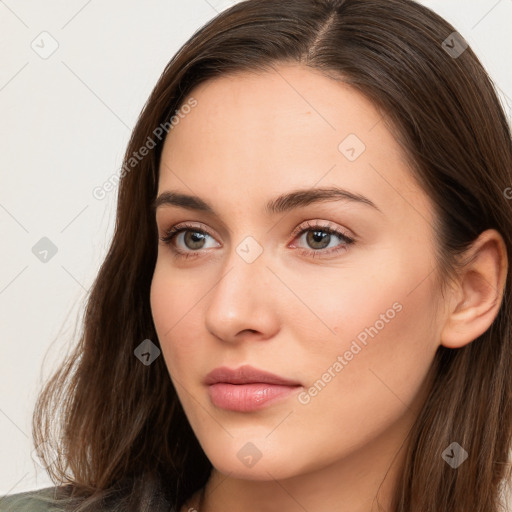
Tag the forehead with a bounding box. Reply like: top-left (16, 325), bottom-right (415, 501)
top-left (162, 64), bottom-right (385, 165)
top-left (157, 64), bottom-right (433, 225)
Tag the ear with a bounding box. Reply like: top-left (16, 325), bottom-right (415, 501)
top-left (440, 229), bottom-right (508, 349)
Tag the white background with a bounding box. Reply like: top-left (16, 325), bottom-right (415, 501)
top-left (1, 0), bottom-right (511, 496)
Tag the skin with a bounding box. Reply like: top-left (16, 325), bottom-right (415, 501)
top-left (149, 64), bottom-right (507, 512)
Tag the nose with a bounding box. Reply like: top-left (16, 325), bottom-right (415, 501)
top-left (204, 241), bottom-right (281, 344)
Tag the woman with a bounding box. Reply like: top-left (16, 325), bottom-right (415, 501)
top-left (1, 0), bottom-right (511, 510)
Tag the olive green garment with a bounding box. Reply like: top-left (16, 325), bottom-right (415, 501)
top-left (0, 485), bottom-right (178, 512)
top-left (0, 486), bottom-right (65, 512)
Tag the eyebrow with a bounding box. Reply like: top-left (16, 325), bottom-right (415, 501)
top-left (151, 186), bottom-right (382, 216)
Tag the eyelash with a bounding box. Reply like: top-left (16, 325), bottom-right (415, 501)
top-left (158, 220), bottom-right (355, 260)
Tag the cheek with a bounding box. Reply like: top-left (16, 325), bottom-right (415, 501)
top-left (149, 261), bottom-right (201, 374)
top-left (297, 251), bottom-right (440, 438)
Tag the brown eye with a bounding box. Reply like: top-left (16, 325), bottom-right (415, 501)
top-left (181, 230), bottom-right (208, 250)
top-left (305, 229), bottom-right (332, 250)
top-left (291, 222), bottom-right (355, 259)
top-left (159, 223), bottom-right (220, 259)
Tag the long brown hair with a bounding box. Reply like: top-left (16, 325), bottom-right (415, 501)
top-left (29, 0), bottom-right (512, 510)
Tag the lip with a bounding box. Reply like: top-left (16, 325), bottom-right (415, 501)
top-left (204, 365), bottom-right (301, 386)
top-left (204, 365), bottom-right (302, 412)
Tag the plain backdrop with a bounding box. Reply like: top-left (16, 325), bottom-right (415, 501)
top-left (1, 0), bottom-right (511, 496)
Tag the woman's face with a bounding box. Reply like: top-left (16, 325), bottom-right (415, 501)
top-left (150, 64), bottom-right (444, 481)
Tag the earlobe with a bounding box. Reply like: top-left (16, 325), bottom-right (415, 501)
top-left (440, 229), bottom-right (508, 349)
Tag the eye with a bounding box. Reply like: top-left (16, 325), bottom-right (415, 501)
top-left (159, 222), bottom-right (219, 260)
top-left (289, 220), bottom-right (355, 258)
top-left (158, 220), bottom-right (355, 260)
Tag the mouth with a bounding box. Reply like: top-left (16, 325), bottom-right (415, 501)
top-left (204, 365), bottom-right (303, 412)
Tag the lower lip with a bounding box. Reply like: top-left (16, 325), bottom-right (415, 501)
top-left (208, 383), bottom-right (301, 412)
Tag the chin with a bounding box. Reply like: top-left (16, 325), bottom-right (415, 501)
top-left (198, 434), bottom-right (314, 481)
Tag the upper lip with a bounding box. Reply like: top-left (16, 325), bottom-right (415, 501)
top-left (204, 365), bottom-right (301, 386)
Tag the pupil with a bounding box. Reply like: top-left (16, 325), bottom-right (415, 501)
top-left (186, 231), bottom-right (205, 249)
top-left (308, 230), bottom-right (329, 249)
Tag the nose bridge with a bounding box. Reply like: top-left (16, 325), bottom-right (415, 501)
top-left (204, 233), bottom-right (279, 341)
